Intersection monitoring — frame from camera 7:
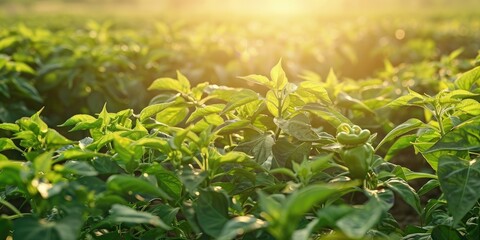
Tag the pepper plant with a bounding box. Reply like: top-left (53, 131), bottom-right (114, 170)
top-left (2, 61), bottom-right (479, 239)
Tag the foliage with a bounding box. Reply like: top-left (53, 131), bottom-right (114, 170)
top-left (2, 61), bottom-right (480, 239)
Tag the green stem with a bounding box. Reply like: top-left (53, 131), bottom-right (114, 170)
top-left (0, 197), bottom-right (23, 216)
top-left (435, 107), bottom-right (445, 136)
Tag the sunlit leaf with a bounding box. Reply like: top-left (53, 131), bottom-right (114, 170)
top-left (376, 118), bottom-right (424, 152)
top-left (107, 204), bottom-right (171, 229)
top-left (107, 175), bottom-right (171, 200)
top-left (455, 66), bottom-right (480, 91)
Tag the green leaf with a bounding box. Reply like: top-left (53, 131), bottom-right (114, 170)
top-left (266, 90), bottom-right (280, 117)
top-left (187, 104), bottom-right (224, 123)
top-left (145, 164), bottom-right (182, 200)
top-left (0, 217), bottom-right (12, 240)
top-left (0, 123), bottom-right (20, 132)
top-left (154, 105), bottom-right (188, 126)
top-left (455, 99), bottom-right (480, 115)
top-left (217, 216), bottom-right (267, 240)
top-left (437, 155), bottom-right (480, 225)
top-left (176, 70), bottom-right (191, 93)
top-left (107, 204), bottom-right (171, 229)
top-left (107, 175), bottom-right (171, 200)
top-left (0, 138), bottom-right (19, 151)
top-left (384, 178), bottom-right (421, 214)
top-left (426, 117), bottom-right (480, 152)
top-left (194, 189), bottom-right (229, 238)
top-left (58, 114), bottom-right (97, 127)
top-left (384, 134), bottom-right (417, 161)
top-left (13, 206), bottom-right (83, 240)
top-left (431, 225), bottom-right (464, 240)
top-left (11, 78), bottom-right (42, 103)
top-left (270, 59), bottom-right (288, 90)
top-left (376, 118), bottom-right (424, 152)
top-left (218, 151), bottom-right (251, 164)
top-left (139, 100), bottom-right (179, 122)
top-left (148, 77), bottom-right (185, 93)
top-left (336, 200), bottom-right (383, 239)
top-left (33, 151), bottom-right (53, 176)
top-left (235, 133), bottom-right (275, 166)
top-left (179, 167), bottom-right (207, 195)
top-left (418, 179), bottom-right (439, 196)
top-left (239, 74), bottom-right (271, 88)
top-left (297, 81), bottom-right (332, 104)
top-left (272, 138), bottom-right (311, 168)
top-left (455, 66), bottom-right (480, 91)
top-left (62, 161), bottom-right (98, 176)
top-left (302, 104), bottom-right (351, 127)
top-left (276, 114), bottom-right (321, 141)
top-left (45, 129), bottom-right (73, 146)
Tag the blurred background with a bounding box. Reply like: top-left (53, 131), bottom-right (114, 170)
top-left (1, 0), bottom-right (479, 126)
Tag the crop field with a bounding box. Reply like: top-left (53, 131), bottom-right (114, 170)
top-left (1, 0), bottom-right (480, 239)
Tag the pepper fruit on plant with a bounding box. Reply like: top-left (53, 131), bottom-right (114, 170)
top-left (336, 123), bottom-right (374, 181)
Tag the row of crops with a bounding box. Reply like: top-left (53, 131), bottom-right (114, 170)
top-left (1, 13), bottom-right (480, 239)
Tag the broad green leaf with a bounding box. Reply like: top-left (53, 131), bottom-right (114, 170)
top-left (58, 114), bottom-right (97, 127)
top-left (0, 138), bottom-right (19, 151)
top-left (235, 133), bottom-right (274, 165)
top-left (455, 66), bottom-right (480, 91)
top-left (384, 134), bottom-right (417, 161)
top-left (266, 90), bottom-right (280, 117)
top-left (214, 119), bottom-right (251, 134)
top-left (217, 216), bottom-right (267, 240)
top-left (107, 204), bottom-right (171, 229)
top-left (270, 59), bottom-right (288, 90)
top-left (336, 92), bottom-right (375, 115)
top-left (270, 182), bottom-right (358, 238)
top-left (0, 218), bottom-right (12, 240)
top-left (179, 167), bottom-right (207, 195)
top-left (176, 70), bottom-right (191, 93)
top-left (418, 179), bottom-right (439, 196)
top-left (145, 164), bottom-right (182, 199)
top-left (387, 92), bottom-right (425, 108)
top-left (186, 104), bottom-right (224, 123)
top-left (33, 151), bottom-right (53, 176)
top-left (376, 118), bottom-right (424, 152)
top-left (62, 161), bottom-right (98, 176)
top-left (0, 123), bottom-right (19, 132)
top-left (336, 200), bottom-right (383, 239)
top-left (431, 225), bottom-right (464, 240)
top-left (384, 178), bottom-right (421, 214)
top-left (426, 117), bottom-right (480, 152)
top-left (155, 105), bottom-right (188, 126)
top-left (302, 104), bottom-right (351, 127)
top-left (437, 155), bottom-right (480, 225)
top-left (272, 138), bottom-right (311, 168)
top-left (68, 118), bottom-right (102, 132)
top-left (194, 189), bottom-right (229, 238)
top-left (218, 151), bottom-right (251, 164)
top-left (275, 114), bottom-right (321, 141)
top-left (139, 100), bottom-right (178, 122)
top-left (107, 175), bottom-right (171, 200)
top-left (45, 129), bottom-right (73, 146)
top-left (297, 81), bottom-right (332, 104)
top-left (60, 149), bottom-right (105, 160)
top-left (133, 138), bottom-right (169, 152)
top-left (239, 74), bottom-right (271, 88)
top-left (148, 77), bottom-right (185, 93)
top-left (13, 206), bottom-right (82, 240)
top-left (455, 99), bottom-right (480, 115)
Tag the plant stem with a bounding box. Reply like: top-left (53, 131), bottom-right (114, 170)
top-left (0, 197), bottom-right (22, 216)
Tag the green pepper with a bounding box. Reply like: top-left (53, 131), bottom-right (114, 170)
top-left (335, 123), bottom-right (371, 146)
top-left (339, 144), bottom-right (373, 180)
